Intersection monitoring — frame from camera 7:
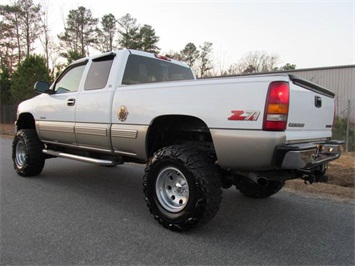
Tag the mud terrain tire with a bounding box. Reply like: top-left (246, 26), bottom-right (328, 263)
top-left (143, 145), bottom-right (222, 231)
top-left (12, 129), bottom-right (45, 177)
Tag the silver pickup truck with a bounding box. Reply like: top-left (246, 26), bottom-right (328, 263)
top-left (12, 49), bottom-right (343, 231)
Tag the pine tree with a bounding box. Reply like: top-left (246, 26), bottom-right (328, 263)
top-left (0, 66), bottom-right (12, 104)
top-left (0, 0), bottom-right (42, 73)
top-left (58, 6), bottom-right (98, 57)
top-left (117, 13), bottom-right (140, 49)
top-left (11, 55), bottom-right (50, 104)
top-left (180, 43), bottom-right (199, 67)
top-left (137, 24), bottom-right (160, 53)
top-left (199, 42), bottom-right (213, 77)
top-left (117, 14), bottom-right (160, 53)
top-left (95, 14), bottom-right (117, 52)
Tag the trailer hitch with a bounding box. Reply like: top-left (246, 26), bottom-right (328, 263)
top-left (297, 163), bottom-right (329, 184)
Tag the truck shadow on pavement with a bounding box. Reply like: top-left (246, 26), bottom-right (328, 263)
top-left (38, 158), bottom-right (294, 230)
top-left (4, 156), bottom-right (354, 265)
top-left (39, 158), bottom-right (350, 236)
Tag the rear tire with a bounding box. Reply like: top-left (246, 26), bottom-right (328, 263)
top-left (12, 129), bottom-right (45, 177)
top-left (143, 145), bottom-right (222, 231)
top-left (236, 178), bottom-right (284, 198)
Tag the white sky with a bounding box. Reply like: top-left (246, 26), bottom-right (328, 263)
top-left (2, 0), bottom-right (354, 69)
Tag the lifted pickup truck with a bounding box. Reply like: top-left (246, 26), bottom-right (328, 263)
top-left (12, 49), bottom-right (343, 231)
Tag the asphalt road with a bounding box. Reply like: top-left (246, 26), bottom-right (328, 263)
top-left (1, 136), bottom-right (354, 265)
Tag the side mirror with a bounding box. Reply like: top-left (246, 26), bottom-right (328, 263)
top-left (34, 81), bottom-right (52, 94)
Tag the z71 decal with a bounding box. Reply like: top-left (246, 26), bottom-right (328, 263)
top-left (228, 110), bottom-right (260, 121)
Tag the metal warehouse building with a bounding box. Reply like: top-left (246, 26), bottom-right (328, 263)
top-left (282, 65), bottom-right (355, 121)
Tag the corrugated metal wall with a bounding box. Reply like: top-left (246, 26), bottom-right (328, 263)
top-left (285, 65), bottom-right (355, 121)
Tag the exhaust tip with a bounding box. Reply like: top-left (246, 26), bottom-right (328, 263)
top-left (257, 176), bottom-right (269, 186)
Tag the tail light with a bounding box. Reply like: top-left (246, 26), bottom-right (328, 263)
top-left (263, 81), bottom-right (289, 131)
top-left (332, 98), bottom-right (336, 129)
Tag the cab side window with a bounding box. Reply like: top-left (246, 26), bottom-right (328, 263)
top-left (54, 64), bottom-right (86, 94)
top-left (84, 54), bottom-right (114, 90)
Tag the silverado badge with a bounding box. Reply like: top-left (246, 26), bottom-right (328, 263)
top-left (117, 105), bottom-right (129, 122)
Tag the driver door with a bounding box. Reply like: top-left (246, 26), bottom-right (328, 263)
top-left (36, 62), bottom-right (87, 145)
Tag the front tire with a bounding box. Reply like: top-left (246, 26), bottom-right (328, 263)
top-left (12, 129), bottom-right (45, 177)
top-left (143, 145), bottom-right (222, 231)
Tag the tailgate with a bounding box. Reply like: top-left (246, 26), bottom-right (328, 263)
top-left (286, 75), bottom-right (335, 142)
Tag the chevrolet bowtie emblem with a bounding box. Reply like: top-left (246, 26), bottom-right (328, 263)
top-left (117, 105), bottom-right (129, 122)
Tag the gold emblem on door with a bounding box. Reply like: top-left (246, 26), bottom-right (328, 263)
top-left (117, 105), bottom-right (129, 122)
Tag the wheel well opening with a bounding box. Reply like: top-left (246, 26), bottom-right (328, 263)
top-left (16, 113), bottom-right (35, 130)
top-left (146, 115), bottom-right (215, 156)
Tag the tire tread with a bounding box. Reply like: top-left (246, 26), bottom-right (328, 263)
top-left (143, 145), bottom-right (222, 231)
top-left (12, 129), bottom-right (45, 177)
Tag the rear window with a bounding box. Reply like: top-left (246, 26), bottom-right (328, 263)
top-left (122, 54), bottom-right (194, 85)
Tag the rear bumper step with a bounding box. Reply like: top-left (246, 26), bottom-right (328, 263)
top-left (274, 140), bottom-right (344, 170)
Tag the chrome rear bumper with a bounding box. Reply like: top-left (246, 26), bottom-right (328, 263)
top-left (274, 140), bottom-right (344, 170)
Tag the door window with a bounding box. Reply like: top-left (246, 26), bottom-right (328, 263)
top-left (54, 64), bottom-right (86, 93)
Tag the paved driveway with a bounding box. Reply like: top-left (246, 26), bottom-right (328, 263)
top-left (1, 137), bottom-right (354, 265)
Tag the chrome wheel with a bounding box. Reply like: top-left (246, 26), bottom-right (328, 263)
top-left (144, 145), bottom-right (222, 231)
top-left (155, 167), bottom-right (189, 213)
top-left (15, 140), bottom-right (26, 168)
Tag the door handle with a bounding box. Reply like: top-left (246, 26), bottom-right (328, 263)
top-left (67, 99), bottom-right (75, 106)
